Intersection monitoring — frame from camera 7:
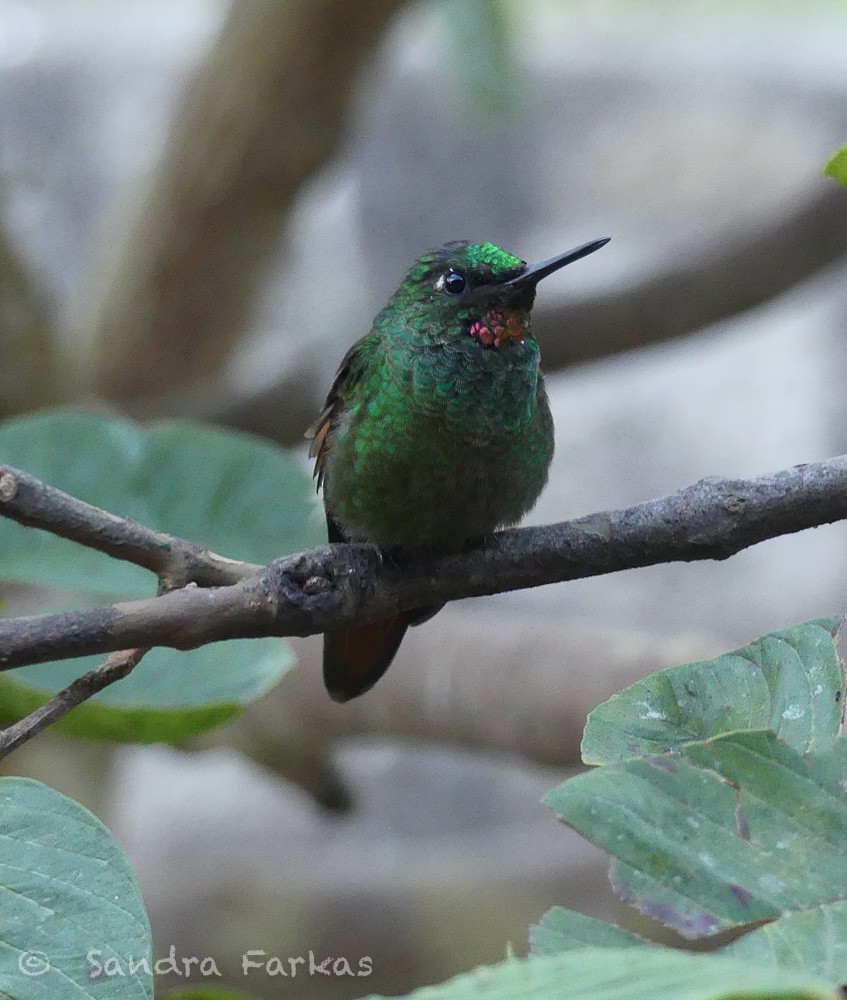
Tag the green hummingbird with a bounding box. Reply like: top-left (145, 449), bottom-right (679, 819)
top-left (309, 236), bottom-right (609, 701)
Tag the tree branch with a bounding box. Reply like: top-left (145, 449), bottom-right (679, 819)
top-left (0, 465), bottom-right (258, 589)
top-left (2, 457), bottom-right (846, 671)
top-left (0, 648), bottom-right (148, 760)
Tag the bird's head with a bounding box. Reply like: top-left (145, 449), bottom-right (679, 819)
top-left (379, 237), bottom-right (609, 349)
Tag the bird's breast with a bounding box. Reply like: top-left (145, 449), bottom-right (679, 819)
top-left (322, 338), bottom-right (552, 549)
top-left (408, 335), bottom-right (540, 437)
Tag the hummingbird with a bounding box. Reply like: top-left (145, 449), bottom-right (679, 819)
top-left (308, 236), bottom-right (609, 701)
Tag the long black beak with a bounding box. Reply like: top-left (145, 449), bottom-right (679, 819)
top-left (504, 237), bottom-right (610, 288)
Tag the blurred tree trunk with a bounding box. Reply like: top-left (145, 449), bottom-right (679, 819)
top-left (0, 225), bottom-right (58, 416)
top-left (84, 0), bottom-right (407, 407)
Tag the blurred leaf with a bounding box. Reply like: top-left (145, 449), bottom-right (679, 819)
top-left (546, 731), bottom-right (847, 939)
top-left (0, 410), bottom-right (320, 741)
top-left (0, 777), bottom-right (152, 999)
top-left (582, 618), bottom-right (843, 765)
top-left (441, 0), bottom-right (521, 119)
top-left (361, 949), bottom-right (837, 1000)
top-left (824, 144), bottom-right (847, 186)
top-left (0, 409), bottom-right (323, 596)
top-left (720, 901), bottom-right (847, 987)
top-left (0, 639), bottom-right (294, 743)
top-left (529, 908), bottom-right (648, 955)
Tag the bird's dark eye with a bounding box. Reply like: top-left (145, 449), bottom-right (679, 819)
top-left (442, 269), bottom-right (467, 295)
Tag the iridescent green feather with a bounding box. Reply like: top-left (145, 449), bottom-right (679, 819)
top-left (318, 240), bottom-right (554, 550)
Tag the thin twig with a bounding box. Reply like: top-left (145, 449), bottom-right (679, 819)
top-left (0, 464), bottom-right (259, 588)
top-left (1, 456), bottom-right (846, 670)
top-left (0, 565), bottom-right (179, 759)
top-left (0, 648), bottom-right (148, 759)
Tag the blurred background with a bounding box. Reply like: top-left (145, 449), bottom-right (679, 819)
top-left (1, 0), bottom-right (847, 995)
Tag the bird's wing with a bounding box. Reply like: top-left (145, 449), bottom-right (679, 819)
top-left (306, 334), bottom-right (380, 492)
top-left (308, 333), bottom-right (433, 701)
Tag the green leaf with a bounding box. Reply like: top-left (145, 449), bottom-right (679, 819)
top-left (361, 949), bottom-right (838, 1000)
top-left (582, 618), bottom-right (844, 765)
top-left (529, 908), bottom-right (648, 955)
top-left (441, 0), bottom-right (520, 119)
top-left (528, 903), bottom-right (847, 988)
top-left (824, 144), bottom-right (847, 186)
top-left (546, 731), bottom-right (847, 938)
top-left (0, 410), bottom-right (319, 742)
top-left (720, 901), bottom-right (847, 987)
top-left (0, 777), bottom-right (152, 999)
top-left (0, 639), bottom-right (294, 743)
top-left (0, 410), bottom-right (323, 596)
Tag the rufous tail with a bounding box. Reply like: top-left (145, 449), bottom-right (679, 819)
top-left (323, 604), bottom-right (442, 702)
top-left (323, 614), bottom-right (409, 702)
top-left (322, 513), bottom-right (443, 700)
